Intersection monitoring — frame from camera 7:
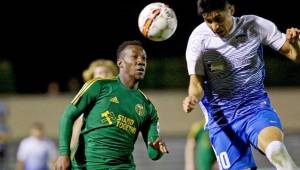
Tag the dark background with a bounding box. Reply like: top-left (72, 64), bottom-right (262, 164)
top-left (1, 0), bottom-right (299, 93)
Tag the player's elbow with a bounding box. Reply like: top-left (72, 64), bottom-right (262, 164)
top-left (279, 41), bottom-right (300, 64)
top-left (294, 55), bottom-right (300, 64)
top-left (289, 51), bottom-right (300, 64)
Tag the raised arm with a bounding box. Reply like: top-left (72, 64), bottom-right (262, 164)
top-left (279, 28), bottom-right (300, 63)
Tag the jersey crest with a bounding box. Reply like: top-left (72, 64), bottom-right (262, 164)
top-left (110, 96), bottom-right (119, 104)
top-left (135, 104), bottom-right (144, 116)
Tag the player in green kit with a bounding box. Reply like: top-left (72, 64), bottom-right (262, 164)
top-left (55, 40), bottom-right (168, 170)
top-left (185, 120), bottom-right (218, 170)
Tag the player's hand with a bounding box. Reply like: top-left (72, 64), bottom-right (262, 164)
top-left (148, 137), bottom-right (169, 154)
top-left (183, 96), bottom-right (199, 113)
top-left (286, 27), bottom-right (300, 44)
top-left (54, 156), bottom-right (71, 170)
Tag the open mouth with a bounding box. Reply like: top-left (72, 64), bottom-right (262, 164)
top-left (215, 30), bottom-right (225, 36)
top-left (136, 67), bottom-right (145, 72)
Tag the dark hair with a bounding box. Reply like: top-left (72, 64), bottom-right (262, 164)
top-left (197, 0), bottom-right (231, 15)
top-left (31, 122), bottom-right (44, 131)
top-left (117, 40), bottom-right (143, 59)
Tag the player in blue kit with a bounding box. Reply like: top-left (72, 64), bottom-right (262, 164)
top-left (182, 0), bottom-right (300, 169)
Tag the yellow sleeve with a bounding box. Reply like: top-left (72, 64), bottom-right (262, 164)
top-left (187, 120), bottom-right (205, 139)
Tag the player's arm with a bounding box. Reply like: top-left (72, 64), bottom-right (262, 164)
top-left (279, 28), bottom-right (300, 63)
top-left (70, 114), bottom-right (84, 150)
top-left (141, 104), bottom-right (168, 160)
top-left (185, 127), bottom-right (197, 170)
top-left (255, 16), bottom-right (300, 63)
top-left (16, 141), bottom-right (26, 170)
top-left (184, 27), bottom-right (206, 113)
top-left (55, 80), bottom-right (100, 170)
top-left (185, 138), bottom-right (196, 170)
top-left (183, 74), bottom-right (205, 113)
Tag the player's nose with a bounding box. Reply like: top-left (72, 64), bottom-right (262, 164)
top-left (136, 56), bottom-right (146, 65)
top-left (211, 22), bottom-right (220, 32)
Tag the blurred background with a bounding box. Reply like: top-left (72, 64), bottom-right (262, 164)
top-left (0, 0), bottom-right (299, 169)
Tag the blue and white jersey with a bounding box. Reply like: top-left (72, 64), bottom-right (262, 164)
top-left (186, 15), bottom-right (286, 129)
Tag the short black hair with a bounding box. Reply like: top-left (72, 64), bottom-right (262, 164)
top-left (117, 40), bottom-right (143, 59)
top-left (197, 0), bottom-right (231, 15)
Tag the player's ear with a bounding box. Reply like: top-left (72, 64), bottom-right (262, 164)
top-left (117, 59), bottom-right (123, 68)
top-left (228, 4), bottom-right (235, 15)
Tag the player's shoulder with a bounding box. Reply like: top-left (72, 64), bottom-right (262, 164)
top-left (187, 22), bottom-right (212, 52)
top-left (75, 77), bottom-right (117, 97)
top-left (137, 89), bottom-right (151, 102)
top-left (240, 14), bottom-right (260, 21)
top-left (84, 77), bottom-right (118, 87)
top-left (20, 136), bottom-right (34, 145)
top-left (137, 90), bottom-right (157, 109)
top-left (239, 15), bottom-right (270, 26)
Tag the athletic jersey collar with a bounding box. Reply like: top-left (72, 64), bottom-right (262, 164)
top-left (117, 75), bottom-right (139, 91)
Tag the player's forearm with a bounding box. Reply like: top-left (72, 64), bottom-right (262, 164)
top-left (144, 117), bottom-right (164, 160)
top-left (189, 84), bottom-right (203, 99)
top-left (280, 33), bottom-right (300, 63)
top-left (146, 133), bottom-right (163, 160)
top-left (286, 40), bottom-right (300, 63)
top-left (148, 145), bottom-right (163, 160)
top-left (293, 40), bottom-right (300, 63)
top-left (185, 139), bottom-right (196, 170)
top-left (59, 104), bottom-right (80, 156)
top-left (70, 115), bottom-right (83, 150)
top-left (188, 75), bottom-right (204, 99)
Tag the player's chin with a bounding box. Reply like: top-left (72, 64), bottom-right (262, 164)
top-left (135, 73), bottom-right (145, 80)
top-left (219, 32), bottom-right (228, 37)
top-left (215, 30), bottom-right (226, 37)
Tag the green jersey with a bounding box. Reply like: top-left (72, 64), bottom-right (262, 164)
top-left (59, 77), bottom-right (162, 169)
top-left (188, 121), bottom-right (216, 170)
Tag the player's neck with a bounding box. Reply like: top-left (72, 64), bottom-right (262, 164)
top-left (228, 17), bottom-right (235, 34)
top-left (223, 17), bottom-right (236, 38)
top-left (119, 74), bottom-right (139, 90)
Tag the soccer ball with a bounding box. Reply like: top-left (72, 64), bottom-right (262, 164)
top-left (138, 2), bottom-right (177, 41)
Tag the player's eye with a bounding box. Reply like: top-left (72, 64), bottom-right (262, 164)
top-left (132, 55), bottom-right (138, 59)
top-left (138, 55), bottom-right (146, 61)
top-left (214, 16), bottom-right (224, 23)
top-left (205, 19), bottom-right (213, 24)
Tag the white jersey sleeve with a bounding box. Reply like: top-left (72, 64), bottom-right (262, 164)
top-left (186, 24), bottom-right (207, 76)
top-left (255, 16), bottom-right (286, 50)
top-left (17, 139), bottom-right (27, 161)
